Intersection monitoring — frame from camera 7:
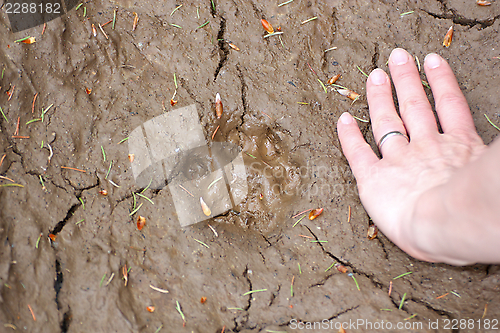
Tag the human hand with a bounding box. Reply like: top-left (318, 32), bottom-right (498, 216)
top-left (337, 48), bottom-right (487, 263)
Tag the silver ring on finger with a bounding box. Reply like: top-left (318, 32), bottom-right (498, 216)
top-left (377, 130), bottom-right (409, 152)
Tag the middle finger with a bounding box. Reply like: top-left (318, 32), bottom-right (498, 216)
top-left (388, 48), bottom-right (438, 139)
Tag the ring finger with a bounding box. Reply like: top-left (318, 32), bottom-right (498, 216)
top-left (367, 68), bottom-right (409, 156)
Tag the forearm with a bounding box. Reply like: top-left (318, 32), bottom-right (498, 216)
top-left (406, 137), bottom-right (500, 265)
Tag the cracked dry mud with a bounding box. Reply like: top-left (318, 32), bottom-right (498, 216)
top-left (0, 0), bottom-right (499, 332)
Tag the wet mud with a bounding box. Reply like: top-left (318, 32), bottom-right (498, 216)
top-left (0, 0), bottom-right (499, 332)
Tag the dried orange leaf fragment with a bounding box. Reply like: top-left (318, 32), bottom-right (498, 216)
top-left (85, 87), bottom-right (92, 95)
top-left (261, 19), bottom-right (274, 34)
top-left (146, 306), bottom-right (155, 313)
top-left (137, 215), bottom-right (146, 230)
top-left (200, 297), bottom-right (207, 304)
top-left (21, 37), bottom-right (36, 44)
top-left (335, 263), bottom-right (348, 273)
top-left (367, 225), bottom-right (378, 240)
top-left (128, 154), bottom-right (135, 163)
top-left (99, 189), bottom-right (108, 196)
top-left (200, 197), bottom-right (211, 216)
top-left (48, 234), bottom-right (57, 241)
top-left (215, 93), bottom-right (223, 119)
top-left (476, 0), bottom-right (491, 5)
top-left (133, 12), bottom-right (139, 31)
top-left (327, 74), bottom-right (341, 85)
top-left (308, 208), bottom-right (323, 220)
top-left (443, 26), bottom-right (453, 48)
top-left (337, 89), bottom-right (360, 101)
top-left (170, 98), bottom-right (177, 106)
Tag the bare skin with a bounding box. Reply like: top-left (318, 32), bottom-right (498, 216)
top-left (337, 48), bottom-right (500, 266)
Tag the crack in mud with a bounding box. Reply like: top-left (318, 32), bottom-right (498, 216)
top-left (268, 284), bottom-right (280, 306)
top-left (409, 297), bottom-right (455, 319)
top-left (50, 203), bottom-right (80, 235)
top-left (214, 18), bottom-right (229, 81)
top-left (232, 266), bottom-right (252, 332)
top-left (242, 266), bottom-right (253, 311)
top-left (423, 6), bottom-right (499, 29)
top-left (236, 65), bottom-right (248, 116)
top-left (371, 43), bottom-right (379, 70)
top-left (54, 254), bottom-right (72, 332)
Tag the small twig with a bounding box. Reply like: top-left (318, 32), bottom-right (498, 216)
top-left (98, 24), bottom-right (109, 39)
top-left (117, 137), bottom-right (129, 144)
top-left (32, 93), bottom-right (38, 113)
top-left (129, 203), bottom-right (143, 216)
top-left (348, 273), bottom-right (360, 291)
top-left (242, 289), bottom-right (267, 296)
top-left (356, 65), bottom-right (369, 78)
top-left (399, 293), bottom-right (406, 309)
top-left (61, 166), bottom-right (86, 173)
top-left (291, 209), bottom-right (312, 219)
top-left (278, 0), bottom-right (294, 6)
top-left (196, 21), bottom-right (210, 30)
top-left (317, 79), bottom-right (327, 93)
top-left (400, 11), bottom-right (414, 16)
top-left (135, 192), bottom-right (154, 205)
top-left (100, 273), bottom-right (107, 287)
top-left (108, 179), bottom-right (120, 187)
top-left (105, 161), bottom-right (112, 179)
top-left (194, 238), bottom-right (210, 248)
top-left (208, 224), bottom-right (218, 237)
top-left (292, 214), bottom-right (306, 227)
top-left (0, 107), bottom-right (8, 122)
top-left (301, 16), bottom-right (317, 24)
top-left (27, 304), bottom-right (36, 321)
top-left (211, 125), bottom-right (220, 140)
top-left (324, 262), bottom-right (335, 272)
top-left (178, 184), bottom-right (194, 197)
top-left (170, 4), bottom-right (183, 16)
top-left (207, 176), bottom-right (223, 190)
top-left (35, 233), bottom-right (42, 249)
top-left (484, 114), bottom-right (500, 131)
top-left (176, 301), bottom-right (186, 324)
top-left (436, 292), bottom-right (449, 299)
top-left (352, 115), bottom-right (369, 123)
top-left (150, 284), bottom-right (169, 293)
top-left (263, 31), bottom-right (283, 38)
top-left (393, 272), bottom-right (412, 280)
top-left (347, 205), bottom-right (351, 223)
top-left (8, 85), bottom-right (15, 101)
top-left (14, 117), bottom-right (20, 136)
top-left (106, 273), bottom-right (115, 286)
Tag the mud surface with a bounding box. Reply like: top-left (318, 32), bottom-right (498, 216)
top-left (1, 0), bottom-right (500, 332)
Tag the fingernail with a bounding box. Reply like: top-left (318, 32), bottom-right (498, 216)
top-left (425, 53), bottom-right (442, 69)
top-left (390, 48), bottom-right (409, 65)
top-left (369, 69), bottom-right (387, 85)
top-left (339, 112), bottom-right (353, 125)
